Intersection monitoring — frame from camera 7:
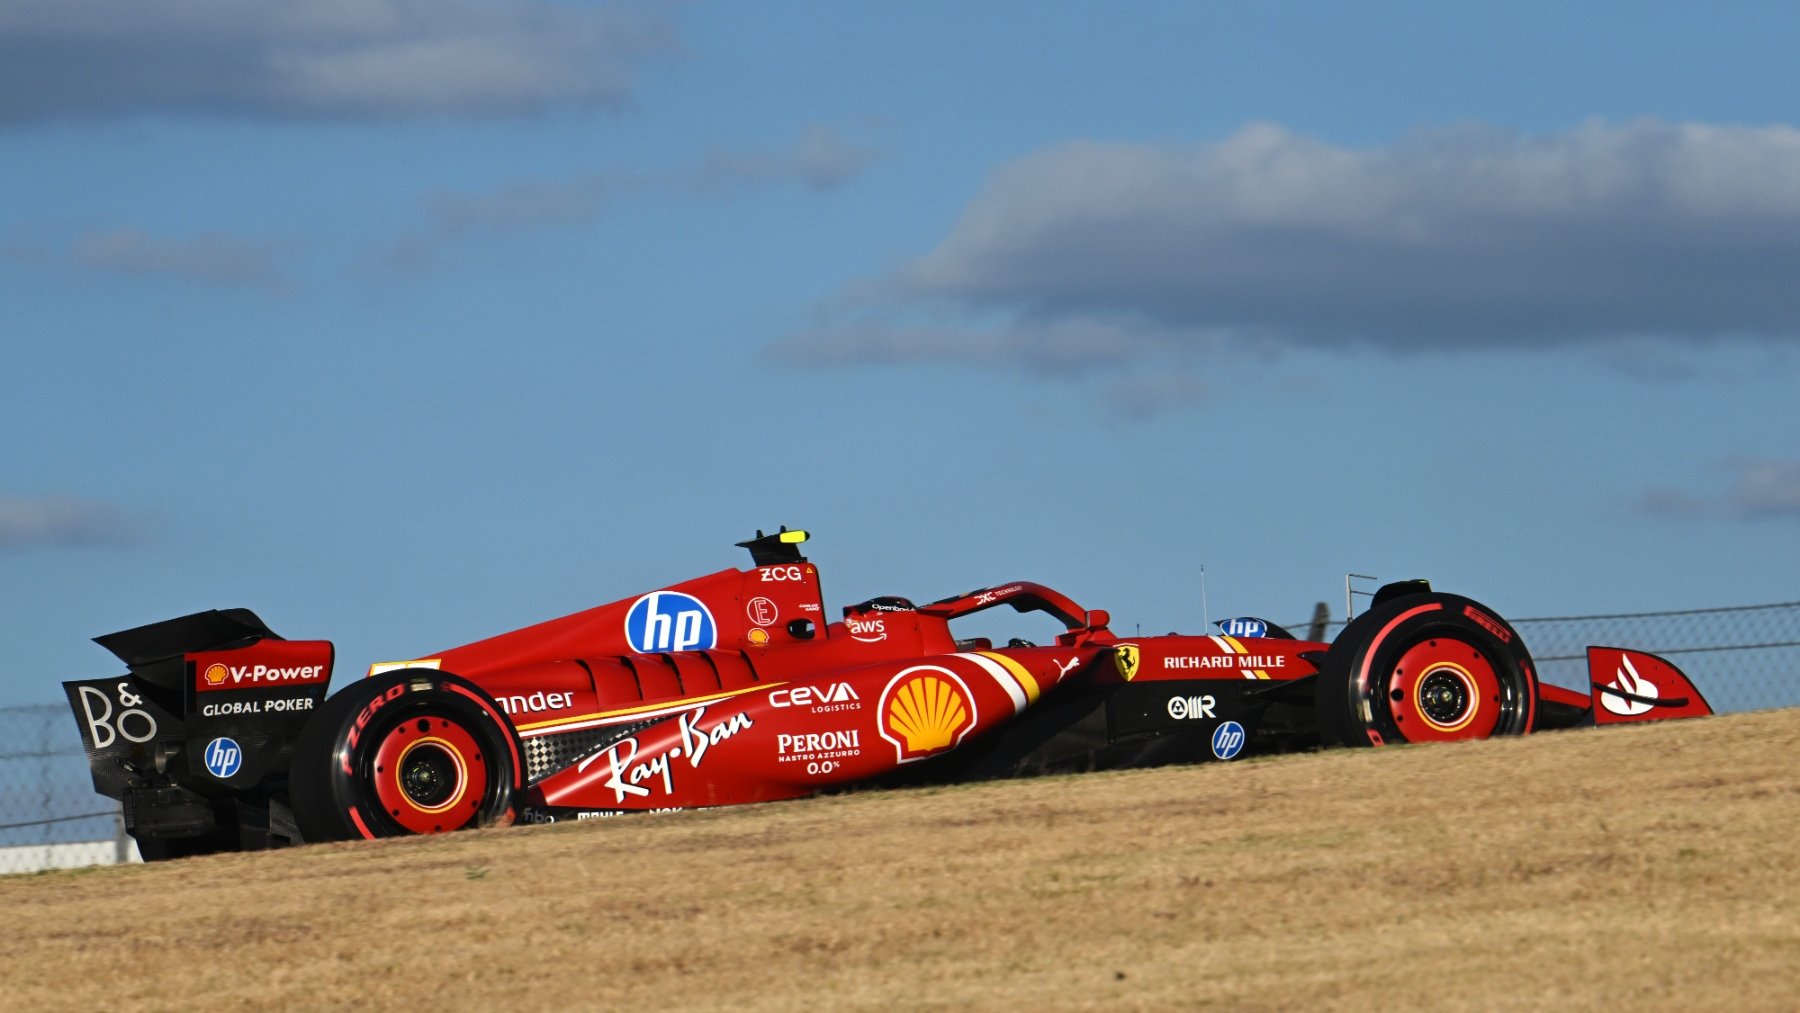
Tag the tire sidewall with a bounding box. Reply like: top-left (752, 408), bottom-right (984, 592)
top-left (1317, 593), bottom-right (1537, 747)
top-left (290, 669), bottom-right (520, 842)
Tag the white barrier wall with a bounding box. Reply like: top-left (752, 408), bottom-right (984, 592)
top-left (0, 838), bottom-right (143, 874)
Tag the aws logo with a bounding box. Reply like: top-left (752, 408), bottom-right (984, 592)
top-left (625, 592), bottom-right (717, 653)
top-left (846, 616), bottom-right (886, 643)
top-left (878, 665), bottom-right (976, 763)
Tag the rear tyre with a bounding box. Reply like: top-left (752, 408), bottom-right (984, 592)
top-left (289, 669), bottom-right (521, 842)
top-left (1315, 592), bottom-right (1537, 748)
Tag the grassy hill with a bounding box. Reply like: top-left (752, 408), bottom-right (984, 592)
top-left (4, 709), bottom-right (1796, 1010)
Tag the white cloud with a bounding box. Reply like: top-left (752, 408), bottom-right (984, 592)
top-left (1641, 458), bottom-right (1800, 521)
top-left (1101, 371), bottom-right (1212, 418)
top-left (777, 315), bottom-right (1189, 373)
top-left (74, 228), bottom-right (282, 286)
top-left (0, 495), bottom-right (137, 550)
top-left (386, 126), bottom-right (881, 269)
top-left (790, 120), bottom-right (1800, 370)
top-left (384, 174), bottom-right (620, 271)
top-left (428, 178), bottom-right (617, 236)
top-left (1726, 458), bottom-right (1800, 519)
top-left (697, 125), bottom-right (881, 193)
top-left (0, 0), bottom-right (673, 123)
top-left (1637, 487), bottom-right (1712, 520)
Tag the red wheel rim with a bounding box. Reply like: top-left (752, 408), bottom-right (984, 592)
top-left (370, 716), bottom-right (488, 834)
top-left (1386, 638), bottom-right (1503, 742)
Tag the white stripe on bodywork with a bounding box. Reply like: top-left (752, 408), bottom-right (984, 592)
top-left (957, 652), bottom-right (1028, 714)
top-left (1207, 634), bottom-right (1265, 680)
top-left (515, 684), bottom-right (776, 736)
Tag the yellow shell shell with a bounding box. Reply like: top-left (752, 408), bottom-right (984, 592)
top-left (886, 674), bottom-right (969, 754)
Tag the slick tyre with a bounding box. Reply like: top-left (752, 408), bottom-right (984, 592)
top-left (1315, 592), bottom-right (1537, 748)
top-left (289, 669), bottom-right (521, 842)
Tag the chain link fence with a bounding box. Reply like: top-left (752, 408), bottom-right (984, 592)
top-left (1293, 599), bottom-right (1800, 716)
top-left (0, 704), bottom-right (136, 875)
top-left (5, 600), bottom-right (1797, 874)
top-left (1512, 601), bottom-right (1800, 715)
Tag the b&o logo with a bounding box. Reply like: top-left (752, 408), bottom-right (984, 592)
top-left (75, 682), bottom-right (158, 748)
top-left (203, 737), bottom-right (244, 779)
top-left (625, 592), bottom-right (717, 653)
top-left (1211, 720), bottom-right (1246, 761)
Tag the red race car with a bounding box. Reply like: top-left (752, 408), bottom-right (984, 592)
top-left (63, 527), bottom-right (1712, 858)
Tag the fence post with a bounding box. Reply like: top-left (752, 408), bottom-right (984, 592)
top-left (114, 806), bottom-right (131, 865)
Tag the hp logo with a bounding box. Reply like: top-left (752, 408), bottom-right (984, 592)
top-left (203, 737), bottom-right (244, 779)
top-left (1211, 720), bottom-right (1246, 761)
top-left (1219, 618), bottom-right (1268, 638)
top-left (625, 592), bottom-right (717, 653)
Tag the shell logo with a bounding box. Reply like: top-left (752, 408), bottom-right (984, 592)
top-left (879, 665), bottom-right (977, 762)
top-left (203, 663), bottom-right (230, 687)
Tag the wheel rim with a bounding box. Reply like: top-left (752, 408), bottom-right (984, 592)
top-left (1416, 668), bottom-right (1473, 726)
top-left (1385, 637), bottom-right (1504, 742)
top-left (370, 716), bottom-right (488, 834)
top-left (398, 741), bottom-right (462, 810)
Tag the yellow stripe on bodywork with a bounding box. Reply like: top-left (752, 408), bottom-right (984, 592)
top-left (977, 651), bottom-right (1041, 705)
top-left (513, 682), bottom-right (781, 733)
top-left (1220, 635), bottom-right (1270, 680)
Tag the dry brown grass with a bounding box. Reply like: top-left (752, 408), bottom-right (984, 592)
top-left (5, 710), bottom-right (1797, 1011)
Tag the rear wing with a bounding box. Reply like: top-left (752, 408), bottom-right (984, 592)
top-left (64, 609), bottom-right (333, 847)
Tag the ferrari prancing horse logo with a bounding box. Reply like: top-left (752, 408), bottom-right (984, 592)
top-left (1114, 644), bottom-right (1140, 681)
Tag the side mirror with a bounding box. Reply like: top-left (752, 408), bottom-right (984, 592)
top-left (786, 619), bottom-right (816, 641)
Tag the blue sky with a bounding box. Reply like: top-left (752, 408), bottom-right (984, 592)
top-left (4, 1), bottom-right (1798, 707)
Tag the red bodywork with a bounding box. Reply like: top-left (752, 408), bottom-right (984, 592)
top-left (342, 535), bottom-right (1708, 822)
top-left (66, 529), bottom-right (1718, 853)
top-left (385, 570), bottom-right (1145, 815)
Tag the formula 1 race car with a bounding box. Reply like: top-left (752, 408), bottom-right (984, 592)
top-left (63, 528), bottom-right (1713, 859)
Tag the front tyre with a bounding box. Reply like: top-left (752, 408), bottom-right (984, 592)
top-left (1315, 592), bottom-right (1537, 748)
top-left (289, 669), bottom-right (521, 842)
